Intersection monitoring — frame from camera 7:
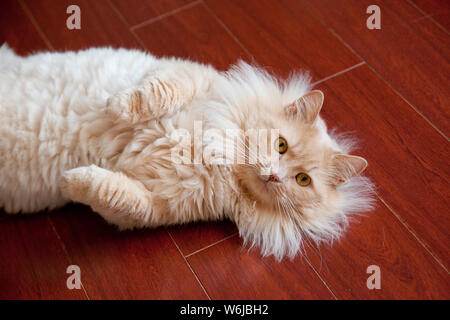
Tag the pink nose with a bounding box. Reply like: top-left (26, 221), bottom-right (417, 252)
top-left (268, 174), bottom-right (281, 183)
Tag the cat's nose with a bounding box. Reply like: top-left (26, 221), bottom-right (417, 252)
top-left (268, 174), bottom-right (281, 183)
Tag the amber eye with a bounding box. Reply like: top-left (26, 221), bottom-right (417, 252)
top-left (296, 173), bottom-right (311, 186)
top-left (274, 137), bottom-right (288, 154)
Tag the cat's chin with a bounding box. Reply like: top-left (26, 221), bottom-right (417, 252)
top-left (259, 177), bottom-right (278, 192)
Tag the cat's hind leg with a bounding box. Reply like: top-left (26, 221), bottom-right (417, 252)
top-left (59, 165), bottom-right (154, 229)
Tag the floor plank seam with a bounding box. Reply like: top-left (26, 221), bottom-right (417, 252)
top-left (167, 230), bottom-right (212, 300)
top-left (304, 256), bottom-right (338, 300)
top-left (107, 0), bottom-right (147, 50)
top-left (129, 0), bottom-right (202, 31)
top-left (202, 1), bottom-right (254, 61)
top-left (185, 232), bottom-right (239, 258)
top-left (312, 61), bottom-right (366, 86)
top-left (420, 15), bottom-right (450, 36)
top-left (363, 62), bottom-right (449, 141)
top-left (376, 194), bottom-right (449, 273)
top-left (303, 4), bottom-right (449, 141)
top-left (406, 0), bottom-right (450, 35)
top-left (47, 216), bottom-right (91, 299)
top-left (18, 0), bottom-right (54, 51)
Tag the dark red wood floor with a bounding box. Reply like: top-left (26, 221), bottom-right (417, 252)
top-left (0, 0), bottom-right (448, 299)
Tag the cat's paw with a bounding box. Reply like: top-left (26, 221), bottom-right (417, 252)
top-left (106, 92), bottom-right (129, 120)
top-left (59, 165), bottom-right (100, 203)
top-left (106, 89), bottom-right (150, 123)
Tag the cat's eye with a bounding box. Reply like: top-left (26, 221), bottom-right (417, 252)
top-left (274, 137), bottom-right (288, 154)
top-left (296, 173), bottom-right (311, 186)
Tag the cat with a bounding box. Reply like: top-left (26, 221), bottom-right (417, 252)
top-left (0, 44), bottom-right (374, 260)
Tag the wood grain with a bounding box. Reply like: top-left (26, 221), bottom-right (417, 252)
top-left (315, 65), bottom-right (449, 268)
top-left (303, 0), bottom-right (450, 136)
top-left (134, 3), bottom-right (249, 70)
top-left (305, 203), bottom-right (450, 299)
top-left (49, 204), bottom-right (207, 299)
top-left (0, 213), bottom-right (86, 299)
top-left (24, 0), bottom-right (141, 51)
top-left (187, 235), bottom-right (335, 299)
top-left (205, 0), bottom-right (361, 79)
top-left (111, 0), bottom-right (194, 27)
top-left (0, 0), bottom-right (48, 55)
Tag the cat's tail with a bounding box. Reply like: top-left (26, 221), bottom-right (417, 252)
top-left (0, 43), bottom-right (19, 66)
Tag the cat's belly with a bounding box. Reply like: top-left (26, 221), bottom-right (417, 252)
top-left (0, 52), bottom-right (147, 213)
top-left (0, 123), bottom-right (74, 213)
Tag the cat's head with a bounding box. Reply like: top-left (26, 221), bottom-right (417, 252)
top-left (239, 89), bottom-right (368, 207)
top-left (219, 62), bottom-right (375, 259)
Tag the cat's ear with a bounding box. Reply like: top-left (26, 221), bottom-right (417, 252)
top-left (330, 154), bottom-right (368, 185)
top-left (285, 90), bottom-right (324, 123)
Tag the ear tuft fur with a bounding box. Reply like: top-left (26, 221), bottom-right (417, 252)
top-left (286, 90), bottom-right (324, 123)
top-left (331, 154), bottom-right (368, 185)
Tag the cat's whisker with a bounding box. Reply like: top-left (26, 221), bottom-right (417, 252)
top-left (273, 187), bottom-right (294, 222)
top-left (234, 134), bottom-right (265, 168)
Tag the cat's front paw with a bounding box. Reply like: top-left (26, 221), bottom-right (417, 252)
top-left (106, 89), bottom-right (150, 123)
top-left (106, 93), bottom-right (129, 120)
top-left (59, 165), bottom-right (99, 203)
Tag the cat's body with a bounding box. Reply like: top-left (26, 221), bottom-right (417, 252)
top-left (0, 45), bottom-right (373, 259)
top-left (0, 45), bottom-right (219, 214)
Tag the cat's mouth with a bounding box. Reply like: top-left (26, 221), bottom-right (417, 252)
top-left (266, 174), bottom-right (281, 183)
top-left (242, 167), bottom-right (284, 203)
top-left (259, 174), bottom-right (283, 193)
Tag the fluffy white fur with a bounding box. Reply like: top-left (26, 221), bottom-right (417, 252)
top-left (0, 44), bottom-right (374, 260)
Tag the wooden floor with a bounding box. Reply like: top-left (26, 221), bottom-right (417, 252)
top-left (0, 0), bottom-right (449, 299)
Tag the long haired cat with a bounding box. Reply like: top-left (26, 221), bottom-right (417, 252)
top-left (0, 44), bottom-right (374, 260)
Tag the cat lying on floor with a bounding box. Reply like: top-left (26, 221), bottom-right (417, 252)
top-left (0, 44), bottom-right (374, 260)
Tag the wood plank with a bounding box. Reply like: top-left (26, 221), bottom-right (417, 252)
top-left (111, 0), bottom-right (194, 27)
top-left (187, 235), bottom-right (335, 299)
top-left (24, 0), bottom-right (141, 50)
top-left (49, 204), bottom-right (207, 299)
top-left (303, 0), bottom-right (450, 136)
top-left (305, 203), bottom-right (450, 299)
top-left (315, 65), bottom-right (449, 268)
top-left (0, 213), bottom-right (86, 299)
top-left (205, 0), bottom-right (361, 79)
top-left (0, 0), bottom-right (48, 55)
top-left (168, 220), bottom-right (237, 256)
top-left (411, 0), bottom-right (450, 30)
top-left (134, 3), bottom-right (249, 70)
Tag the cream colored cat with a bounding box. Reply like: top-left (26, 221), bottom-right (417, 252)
top-left (0, 44), bottom-right (374, 260)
